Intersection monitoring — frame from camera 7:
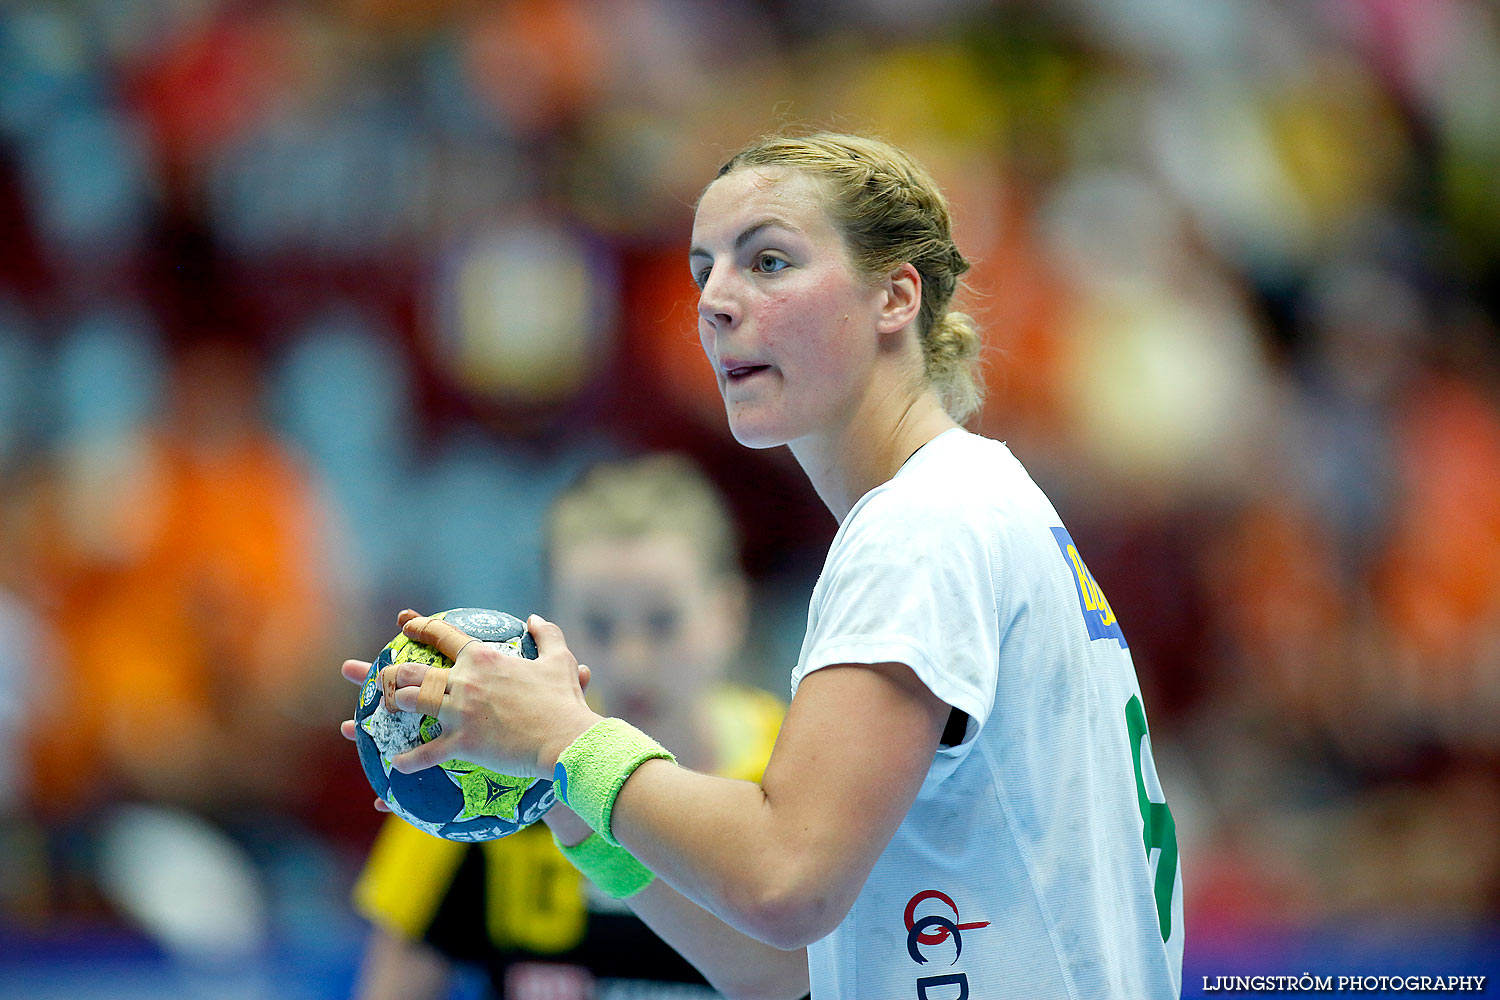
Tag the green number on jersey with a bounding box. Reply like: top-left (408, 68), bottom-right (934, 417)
top-left (1125, 694), bottom-right (1177, 941)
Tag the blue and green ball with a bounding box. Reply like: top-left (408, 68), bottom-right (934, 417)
top-left (353, 608), bottom-right (555, 841)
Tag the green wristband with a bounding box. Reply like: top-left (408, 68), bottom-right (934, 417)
top-left (553, 717), bottom-right (675, 846)
top-left (554, 831), bottom-right (655, 899)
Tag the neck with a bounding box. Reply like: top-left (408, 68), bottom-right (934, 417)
top-left (790, 385), bottom-right (959, 522)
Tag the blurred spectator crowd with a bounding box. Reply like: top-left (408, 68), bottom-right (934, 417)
top-left (0, 0), bottom-right (1498, 968)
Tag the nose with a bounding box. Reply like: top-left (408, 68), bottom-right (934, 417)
top-left (603, 629), bottom-right (657, 690)
top-left (696, 264), bottom-right (738, 330)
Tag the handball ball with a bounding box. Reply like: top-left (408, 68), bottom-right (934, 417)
top-left (353, 608), bottom-right (557, 841)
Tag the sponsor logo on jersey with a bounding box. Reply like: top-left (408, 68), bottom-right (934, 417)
top-left (902, 888), bottom-right (990, 998)
top-left (1050, 527), bottom-right (1128, 649)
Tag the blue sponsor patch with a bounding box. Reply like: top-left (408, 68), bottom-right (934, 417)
top-left (1051, 527), bottom-right (1128, 649)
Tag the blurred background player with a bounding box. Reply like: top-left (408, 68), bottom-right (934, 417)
top-left (350, 454), bottom-right (786, 1000)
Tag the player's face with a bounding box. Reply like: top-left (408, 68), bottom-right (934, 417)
top-left (690, 167), bottom-right (885, 449)
top-left (549, 533), bottom-right (744, 738)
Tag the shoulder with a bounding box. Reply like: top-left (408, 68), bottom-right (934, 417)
top-left (840, 433), bottom-right (1019, 550)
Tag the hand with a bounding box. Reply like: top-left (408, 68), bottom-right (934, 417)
top-left (339, 610), bottom-right (597, 813)
top-left (342, 611), bottom-right (601, 780)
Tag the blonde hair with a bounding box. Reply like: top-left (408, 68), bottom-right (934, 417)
top-left (547, 454), bottom-right (739, 579)
top-left (715, 132), bottom-right (985, 422)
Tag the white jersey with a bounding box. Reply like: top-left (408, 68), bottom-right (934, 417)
top-left (791, 428), bottom-right (1184, 999)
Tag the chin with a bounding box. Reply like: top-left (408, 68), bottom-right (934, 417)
top-left (723, 400), bottom-right (801, 450)
top-left (730, 428), bottom-right (789, 450)
top-left (726, 415), bottom-right (792, 450)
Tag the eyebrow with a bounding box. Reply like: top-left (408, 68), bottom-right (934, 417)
top-left (688, 217), bottom-right (801, 260)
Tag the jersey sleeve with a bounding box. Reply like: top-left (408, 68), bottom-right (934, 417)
top-left (794, 490), bottom-right (1001, 734)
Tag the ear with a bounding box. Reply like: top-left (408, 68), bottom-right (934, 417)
top-left (875, 262), bottom-right (923, 335)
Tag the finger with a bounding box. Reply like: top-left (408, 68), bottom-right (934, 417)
top-left (341, 719), bottom-right (358, 742)
top-left (342, 659), bottom-right (372, 685)
top-left (411, 666), bottom-right (451, 717)
top-left (379, 660), bottom-right (437, 693)
top-left (374, 797), bottom-right (392, 813)
top-left (396, 608), bottom-right (421, 628)
top-left (577, 663), bottom-right (591, 693)
top-left (528, 614), bottom-right (570, 660)
top-left (385, 665), bottom-right (450, 715)
top-left (401, 615), bottom-right (473, 662)
top-left (380, 661), bottom-right (426, 712)
top-left (391, 734), bottom-right (453, 773)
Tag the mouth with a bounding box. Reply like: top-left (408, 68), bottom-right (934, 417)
top-left (724, 364), bottom-right (772, 384)
top-left (616, 693), bottom-right (660, 720)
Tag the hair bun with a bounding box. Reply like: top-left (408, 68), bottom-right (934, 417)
top-left (926, 311), bottom-right (985, 423)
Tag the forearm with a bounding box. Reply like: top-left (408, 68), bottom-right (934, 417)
top-left (610, 761), bottom-right (862, 949)
top-left (570, 664), bottom-right (951, 949)
top-left (544, 805), bottom-right (809, 1000)
top-left (624, 878), bottom-right (810, 1000)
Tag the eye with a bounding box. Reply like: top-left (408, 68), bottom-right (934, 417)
top-left (692, 265), bottom-right (711, 289)
top-left (754, 253), bottom-right (788, 274)
top-left (582, 612), bottom-right (614, 646)
top-left (645, 608), bottom-right (681, 639)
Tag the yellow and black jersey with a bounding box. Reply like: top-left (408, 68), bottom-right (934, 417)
top-left (353, 685), bottom-right (785, 1000)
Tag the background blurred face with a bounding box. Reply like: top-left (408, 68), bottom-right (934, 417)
top-left (549, 532), bottom-right (745, 742)
top-left (690, 167), bottom-right (885, 449)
